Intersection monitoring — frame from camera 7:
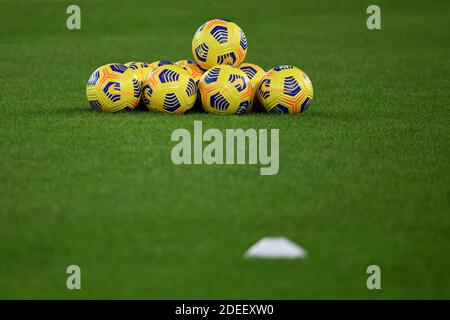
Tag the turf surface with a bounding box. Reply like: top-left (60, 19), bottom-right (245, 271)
top-left (0, 0), bottom-right (449, 299)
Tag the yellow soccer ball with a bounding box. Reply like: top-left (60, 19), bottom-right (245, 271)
top-left (175, 60), bottom-right (205, 84)
top-left (192, 19), bottom-right (247, 70)
top-left (238, 63), bottom-right (265, 111)
top-left (198, 65), bottom-right (252, 114)
top-left (124, 61), bottom-right (154, 84)
top-left (142, 65), bottom-right (197, 114)
top-left (257, 65), bottom-right (313, 114)
top-left (86, 63), bottom-right (141, 112)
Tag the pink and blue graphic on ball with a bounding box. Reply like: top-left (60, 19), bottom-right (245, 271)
top-left (142, 84), bottom-right (153, 106)
top-left (239, 31), bottom-right (247, 50)
top-left (89, 100), bottom-right (102, 111)
top-left (163, 93), bottom-right (181, 112)
top-left (270, 104), bottom-right (290, 114)
top-left (204, 67), bottom-right (220, 84)
top-left (156, 60), bottom-right (173, 67)
top-left (110, 64), bottom-right (128, 73)
top-left (143, 84), bottom-right (153, 97)
top-left (237, 100), bottom-right (250, 114)
top-left (273, 65), bottom-right (293, 72)
top-left (158, 69), bottom-right (180, 83)
top-left (186, 78), bottom-right (196, 97)
top-left (228, 74), bottom-right (247, 92)
top-left (103, 82), bottom-right (121, 102)
top-left (217, 52), bottom-right (236, 65)
top-left (210, 92), bottom-right (230, 111)
top-left (283, 76), bottom-right (300, 96)
top-left (259, 79), bottom-right (271, 99)
top-left (210, 25), bottom-right (228, 44)
top-left (87, 70), bottom-right (100, 85)
top-left (300, 97), bottom-right (312, 112)
top-left (128, 62), bottom-right (149, 70)
top-left (132, 78), bottom-right (141, 98)
top-left (195, 43), bottom-right (209, 63)
top-left (240, 66), bottom-right (257, 79)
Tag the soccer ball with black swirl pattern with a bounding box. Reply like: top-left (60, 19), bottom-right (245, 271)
top-left (257, 65), bottom-right (314, 114)
top-left (86, 63), bottom-right (141, 112)
top-left (192, 19), bottom-right (247, 70)
top-left (141, 65), bottom-right (197, 114)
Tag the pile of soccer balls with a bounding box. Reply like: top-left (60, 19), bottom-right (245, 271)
top-left (86, 19), bottom-right (314, 114)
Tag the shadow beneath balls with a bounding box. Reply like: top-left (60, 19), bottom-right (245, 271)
top-left (185, 98), bottom-right (205, 114)
top-left (135, 101), bottom-right (149, 112)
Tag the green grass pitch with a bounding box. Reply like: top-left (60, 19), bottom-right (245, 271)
top-left (0, 0), bottom-right (449, 299)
